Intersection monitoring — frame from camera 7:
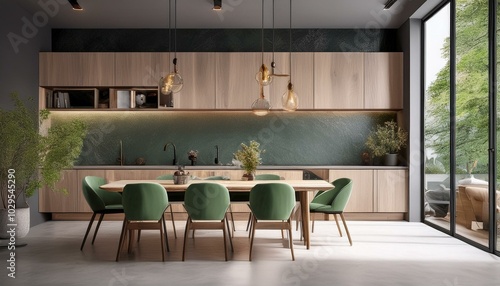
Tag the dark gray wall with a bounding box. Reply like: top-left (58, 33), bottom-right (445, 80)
top-left (1, 0), bottom-right (51, 226)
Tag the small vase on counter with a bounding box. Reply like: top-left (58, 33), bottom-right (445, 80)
top-left (242, 173), bottom-right (255, 181)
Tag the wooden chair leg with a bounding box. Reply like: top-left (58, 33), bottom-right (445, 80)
top-left (288, 219), bottom-right (295, 261)
top-left (311, 212), bottom-right (315, 233)
top-left (225, 216), bottom-right (234, 252)
top-left (91, 213), bottom-right (105, 245)
top-left (340, 213), bottom-right (352, 246)
top-left (249, 217), bottom-right (257, 261)
top-left (162, 214), bottom-right (170, 252)
top-left (182, 219), bottom-right (191, 261)
top-left (333, 214), bottom-right (343, 237)
top-left (115, 218), bottom-right (127, 262)
top-left (229, 204), bottom-right (236, 233)
top-left (222, 220), bottom-right (228, 261)
top-left (159, 221), bottom-right (165, 262)
top-left (81, 212), bottom-right (97, 251)
top-left (169, 205), bottom-right (177, 239)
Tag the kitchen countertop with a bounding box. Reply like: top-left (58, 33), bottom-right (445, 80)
top-left (72, 165), bottom-right (408, 170)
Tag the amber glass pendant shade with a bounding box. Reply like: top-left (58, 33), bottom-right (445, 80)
top-left (282, 82), bottom-right (298, 111)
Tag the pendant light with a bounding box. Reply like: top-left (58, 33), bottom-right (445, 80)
top-left (251, 0), bottom-right (271, 116)
top-left (270, 0), bottom-right (289, 78)
top-left (255, 0), bottom-right (273, 87)
top-left (282, 0), bottom-right (298, 111)
top-left (159, 0), bottom-right (183, 96)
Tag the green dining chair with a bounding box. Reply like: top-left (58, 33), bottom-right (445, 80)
top-left (156, 174), bottom-right (178, 238)
top-left (203, 175), bottom-right (231, 180)
top-left (182, 182), bottom-right (233, 261)
top-left (244, 174), bottom-right (283, 233)
top-left (310, 178), bottom-right (353, 246)
top-left (116, 182), bottom-right (170, 262)
top-left (248, 183), bottom-right (296, 261)
top-left (254, 174), bottom-right (282, 180)
top-left (81, 176), bottom-right (124, 251)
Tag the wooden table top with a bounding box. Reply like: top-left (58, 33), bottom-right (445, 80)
top-left (100, 179), bottom-right (334, 192)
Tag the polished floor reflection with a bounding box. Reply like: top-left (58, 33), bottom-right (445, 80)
top-left (2, 220), bottom-right (500, 286)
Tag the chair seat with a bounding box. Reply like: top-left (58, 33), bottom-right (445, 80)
top-left (105, 204), bottom-right (124, 211)
top-left (309, 203), bottom-right (341, 213)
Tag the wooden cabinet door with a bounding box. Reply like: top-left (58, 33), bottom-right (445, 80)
top-left (329, 169), bottom-right (374, 212)
top-left (39, 52), bottom-right (115, 87)
top-left (172, 53), bottom-right (216, 109)
top-left (269, 52), bottom-right (314, 110)
top-left (39, 170), bottom-right (79, 212)
top-left (216, 52), bottom-right (265, 109)
top-left (375, 169), bottom-right (408, 212)
top-left (364, 52), bottom-right (403, 109)
top-left (115, 52), bottom-right (170, 87)
top-left (314, 53), bottom-right (364, 109)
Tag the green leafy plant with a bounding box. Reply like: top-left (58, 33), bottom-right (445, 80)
top-left (365, 120), bottom-right (408, 157)
top-left (0, 93), bottom-right (87, 209)
top-left (233, 140), bottom-right (264, 174)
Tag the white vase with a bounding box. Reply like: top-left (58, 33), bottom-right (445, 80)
top-left (0, 206), bottom-right (30, 239)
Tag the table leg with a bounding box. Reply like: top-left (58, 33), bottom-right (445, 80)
top-left (300, 191), bottom-right (310, 249)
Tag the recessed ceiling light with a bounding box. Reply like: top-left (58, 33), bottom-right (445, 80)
top-left (213, 0), bottom-right (222, 11)
top-left (383, 0), bottom-right (397, 10)
top-left (68, 0), bottom-right (83, 11)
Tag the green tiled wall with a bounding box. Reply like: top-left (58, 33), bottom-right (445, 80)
top-left (51, 111), bottom-right (396, 166)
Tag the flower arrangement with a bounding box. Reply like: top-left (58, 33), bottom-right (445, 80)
top-left (365, 120), bottom-right (408, 157)
top-left (233, 140), bottom-right (264, 175)
top-left (187, 150), bottom-right (198, 165)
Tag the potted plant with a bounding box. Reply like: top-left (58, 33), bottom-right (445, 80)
top-left (233, 140), bottom-right (264, 181)
top-left (0, 93), bottom-right (87, 239)
top-left (365, 120), bottom-right (408, 166)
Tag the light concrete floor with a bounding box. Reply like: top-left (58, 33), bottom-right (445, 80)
top-left (1, 220), bottom-right (500, 286)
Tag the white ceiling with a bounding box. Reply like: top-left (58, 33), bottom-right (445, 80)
top-left (15, 0), bottom-right (427, 29)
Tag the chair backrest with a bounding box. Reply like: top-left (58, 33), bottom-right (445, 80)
top-left (249, 183), bottom-right (296, 220)
top-left (122, 183), bottom-right (169, 221)
top-left (82, 176), bottom-right (122, 211)
top-left (311, 178), bottom-right (353, 212)
top-left (204, 176), bottom-right (230, 180)
top-left (255, 174), bottom-right (282, 180)
top-left (184, 183), bottom-right (230, 220)
top-left (156, 174), bottom-right (174, 180)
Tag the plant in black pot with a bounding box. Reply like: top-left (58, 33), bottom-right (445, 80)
top-left (0, 93), bottom-right (87, 241)
top-left (365, 120), bottom-right (408, 166)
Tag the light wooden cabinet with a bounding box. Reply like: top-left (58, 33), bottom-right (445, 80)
top-left (39, 170), bottom-right (79, 212)
top-left (329, 168), bottom-right (408, 213)
top-left (172, 53), bottom-right (216, 109)
top-left (314, 53), bottom-right (364, 109)
top-left (329, 169), bottom-right (374, 212)
top-left (215, 52), bottom-right (271, 109)
top-left (375, 169), bottom-right (408, 212)
top-left (39, 52), bottom-right (115, 87)
top-left (364, 52), bottom-right (403, 109)
top-left (114, 52), bottom-right (170, 87)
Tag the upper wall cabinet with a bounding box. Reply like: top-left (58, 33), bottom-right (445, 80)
top-left (172, 53), bottom-right (216, 109)
top-left (215, 53), bottom-right (263, 109)
top-left (114, 52), bottom-right (170, 87)
top-left (364, 52), bottom-right (403, 109)
top-left (269, 52), bottom-right (314, 110)
top-left (314, 53), bottom-right (364, 109)
top-left (39, 52), bottom-right (115, 87)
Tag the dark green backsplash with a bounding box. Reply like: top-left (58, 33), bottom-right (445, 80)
top-left (50, 112), bottom-right (396, 166)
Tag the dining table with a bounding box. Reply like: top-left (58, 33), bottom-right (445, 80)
top-left (100, 179), bottom-right (334, 249)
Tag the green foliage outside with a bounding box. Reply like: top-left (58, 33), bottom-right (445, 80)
top-left (425, 0), bottom-right (492, 175)
top-left (0, 93), bottom-right (87, 209)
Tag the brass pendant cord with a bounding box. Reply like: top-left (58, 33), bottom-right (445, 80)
top-left (261, 0), bottom-right (264, 65)
top-left (272, 0), bottom-right (275, 72)
top-left (289, 0), bottom-right (293, 83)
top-left (168, 0), bottom-right (171, 71)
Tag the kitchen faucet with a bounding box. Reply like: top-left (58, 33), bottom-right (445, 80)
top-left (163, 142), bottom-right (178, 165)
top-left (214, 145), bottom-right (220, 165)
